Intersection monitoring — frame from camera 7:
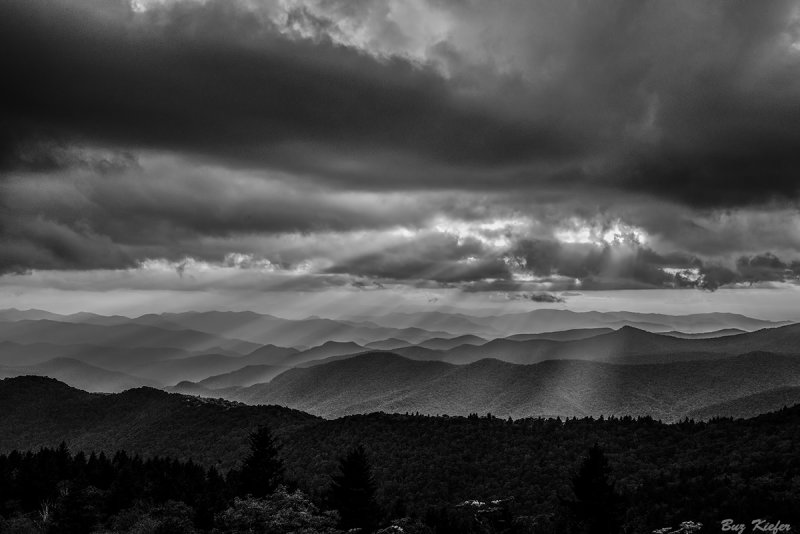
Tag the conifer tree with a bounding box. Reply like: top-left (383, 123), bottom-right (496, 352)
top-left (329, 444), bottom-right (381, 533)
top-left (564, 443), bottom-right (623, 534)
top-left (239, 425), bottom-right (285, 498)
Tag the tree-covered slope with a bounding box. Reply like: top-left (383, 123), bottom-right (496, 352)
top-left (0, 376), bottom-right (317, 469)
top-left (230, 351), bottom-right (800, 421)
top-left (2, 376), bottom-right (800, 532)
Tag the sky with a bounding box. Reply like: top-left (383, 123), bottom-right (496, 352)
top-left (1, 0), bottom-right (800, 319)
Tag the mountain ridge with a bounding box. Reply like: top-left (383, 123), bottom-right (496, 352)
top-left (221, 350), bottom-right (800, 422)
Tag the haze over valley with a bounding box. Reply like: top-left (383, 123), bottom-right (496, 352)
top-left (2, 307), bottom-right (798, 423)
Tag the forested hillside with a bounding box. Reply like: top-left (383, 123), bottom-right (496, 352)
top-left (229, 351), bottom-right (800, 421)
top-left (0, 377), bottom-right (316, 468)
top-left (1, 377), bottom-right (799, 533)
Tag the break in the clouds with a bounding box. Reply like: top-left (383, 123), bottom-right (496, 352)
top-left (2, 0), bottom-right (800, 297)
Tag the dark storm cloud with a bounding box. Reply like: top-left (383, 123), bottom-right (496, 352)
top-left (2, 0), bottom-right (800, 292)
top-left (558, 0), bottom-right (800, 207)
top-left (736, 253), bottom-right (800, 284)
top-left (0, 261), bottom-right (361, 293)
top-left (511, 239), bottom-right (696, 289)
top-left (0, 132), bottom-right (139, 175)
top-left (0, 161), bottom-right (443, 274)
top-left (507, 292), bottom-right (566, 303)
top-left (0, 0), bottom-right (578, 183)
top-left (613, 2), bottom-right (800, 207)
top-left (696, 265), bottom-right (739, 292)
top-left (1, 0), bottom-right (798, 205)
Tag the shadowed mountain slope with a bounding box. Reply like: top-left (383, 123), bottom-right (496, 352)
top-left (414, 335), bottom-right (489, 350)
top-left (0, 358), bottom-right (158, 392)
top-left (230, 351), bottom-right (800, 422)
top-left (687, 386), bottom-right (800, 421)
top-left (196, 364), bottom-right (290, 389)
top-left (661, 328), bottom-right (746, 339)
top-left (0, 376), bottom-right (317, 469)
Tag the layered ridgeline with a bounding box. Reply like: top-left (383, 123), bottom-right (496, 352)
top-left (0, 308), bottom-right (798, 420)
top-left (224, 351), bottom-right (800, 421)
top-left (1, 376), bottom-right (800, 532)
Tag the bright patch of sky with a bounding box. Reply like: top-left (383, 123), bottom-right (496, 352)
top-left (555, 218), bottom-right (647, 246)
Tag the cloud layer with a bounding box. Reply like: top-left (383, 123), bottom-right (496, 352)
top-left (2, 0), bottom-right (800, 294)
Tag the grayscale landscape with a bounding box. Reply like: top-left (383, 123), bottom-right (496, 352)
top-left (2, 0), bottom-right (800, 532)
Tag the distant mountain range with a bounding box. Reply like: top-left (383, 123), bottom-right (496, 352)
top-left (379, 323), bottom-right (800, 366)
top-left (0, 358), bottom-right (157, 392)
top-left (1, 308), bottom-right (785, 345)
top-left (0, 340), bottom-right (295, 385)
top-left (0, 309), bottom-right (455, 347)
top-left (345, 309), bottom-right (787, 336)
top-left (0, 308), bottom-right (797, 422)
top-left (222, 351), bottom-right (800, 421)
top-left (0, 319), bottom-right (260, 354)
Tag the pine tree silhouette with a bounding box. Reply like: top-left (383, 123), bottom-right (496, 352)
top-left (329, 444), bottom-right (381, 533)
top-left (239, 425), bottom-right (285, 498)
top-left (565, 443), bottom-right (623, 534)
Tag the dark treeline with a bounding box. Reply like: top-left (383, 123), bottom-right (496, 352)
top-left (0, 443), bottom-right (225, 533)
top-left (280, 410), bottom-right (800, 533)
top-left (0, 429), bottom-right (345, 534)
top-left (2, 407), bottom-right (800, 533)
